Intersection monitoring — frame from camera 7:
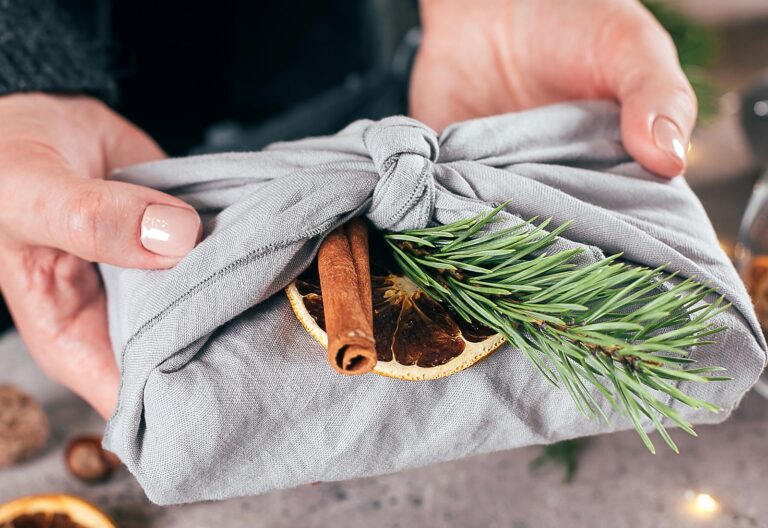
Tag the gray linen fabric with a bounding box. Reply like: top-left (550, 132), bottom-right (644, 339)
top-left (100, 101), bottom-right (766, 505)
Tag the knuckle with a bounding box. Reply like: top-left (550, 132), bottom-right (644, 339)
top-left (64, 187), bottom-right (108, 260)
top-left (664, 84), bottom-right (698, 127)
top-left (676, 82), bottom-right (697, 106)
top-left (653, 24), bottom-right (677, 53)
top-left (598, 8), bottom-right (655, 48)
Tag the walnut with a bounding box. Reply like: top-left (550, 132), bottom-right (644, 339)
top-left (0, 385), bottom-right (49, 467)
top-left (64, 436), bottom-right (121, 483)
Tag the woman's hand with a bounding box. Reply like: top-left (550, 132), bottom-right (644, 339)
top-left (411, 0), bottom-right (696, 177)
top-left (0, 94), bottom-right (201, 418)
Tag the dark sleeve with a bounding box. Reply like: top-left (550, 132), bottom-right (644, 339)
top-left (0, 0), bottom-right (116, 102)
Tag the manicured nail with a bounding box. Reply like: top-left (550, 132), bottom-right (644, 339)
top-left (652, 116), bottom-right (687, 173)
top-left (140, 205), bottom-right (201, 258)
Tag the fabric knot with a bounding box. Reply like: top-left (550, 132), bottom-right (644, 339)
top-left (363, 116), bottom-right (439, 232)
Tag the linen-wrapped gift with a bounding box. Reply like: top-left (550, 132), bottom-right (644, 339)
top-left (100, 101), bottom-right (766, 505)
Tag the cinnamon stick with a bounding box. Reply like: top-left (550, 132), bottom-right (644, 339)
top-left (317, 217), bottom-right (376, 375)
top-left (344, 219), bottom-right (373, 325)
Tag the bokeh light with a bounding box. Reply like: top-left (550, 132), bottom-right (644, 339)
top-left (684, 490), bottom-right (721, 519)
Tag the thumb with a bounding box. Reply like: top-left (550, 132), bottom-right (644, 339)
top-left (102, 112), bottom-right (168, 171)
top-left (602, 9), bottom-right (697, 178)
top-left (8, 171), bottom-right (201, 268)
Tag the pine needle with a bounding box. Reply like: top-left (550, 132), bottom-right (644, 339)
top-left (384, 210), bottom-right (730, 453)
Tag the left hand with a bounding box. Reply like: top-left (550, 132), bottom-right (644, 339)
top-left (411, 0), bottom-right (696, 178)
top-left (0, 94), bottom-right (201, 419)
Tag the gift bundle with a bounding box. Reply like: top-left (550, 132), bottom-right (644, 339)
top-left (100, 101), bottom-right (765, 504)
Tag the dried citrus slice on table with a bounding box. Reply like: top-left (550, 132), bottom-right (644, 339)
top-left (0, 495), bottom-right (116, 528)
top-left (287, 231), bottom-right (505, 380)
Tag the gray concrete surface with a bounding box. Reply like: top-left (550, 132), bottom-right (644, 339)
top-left (1, 330), bottom-right (766, 528)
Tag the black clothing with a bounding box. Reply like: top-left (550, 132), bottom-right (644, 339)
top-left (0, 0), bottom-right (417, 331)
top-left (0, 0), bottom-right (415, 153)
top-left (0, 0), bottom-right (115, 101)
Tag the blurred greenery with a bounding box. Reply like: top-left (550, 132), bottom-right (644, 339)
top-left (530, 439), bottom-right (584, 483)
top-left (643, 0), bottom-right (721, 122)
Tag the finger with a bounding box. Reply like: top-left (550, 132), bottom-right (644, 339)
top-left (2, 165), bottom-right (201, 268)
top-left (0, 247), bottom-right (119, 419)
top-left (102, 113), bottom-right (167, 172)
top-left (601, 7), bottom-right (697, 178)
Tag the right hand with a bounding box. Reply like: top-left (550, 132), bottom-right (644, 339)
top-left (0, 93), bottom-right (202, 419)
top-left (412, 0), bottom-right (697, 178)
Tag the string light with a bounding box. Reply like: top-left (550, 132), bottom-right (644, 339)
top-left (684, 490), bottom-right (721, 518)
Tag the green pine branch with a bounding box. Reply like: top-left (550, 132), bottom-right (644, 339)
top-left (384, 204), bottom-right (731, 453)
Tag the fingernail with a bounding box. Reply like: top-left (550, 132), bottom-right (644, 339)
top-left (652, 116), bottom-right (687, 173)
top-left (140, 205), bottom-right (201, 258)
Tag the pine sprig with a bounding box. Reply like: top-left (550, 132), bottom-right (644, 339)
top-left (384, 205), bottom-right (731, 453)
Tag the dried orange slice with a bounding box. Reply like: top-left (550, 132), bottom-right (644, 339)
top-left (287, 232), bottom-right (505, 380)
top-left (0, 495), bottom-right (116, 528)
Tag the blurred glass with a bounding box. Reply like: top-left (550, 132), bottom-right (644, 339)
top-left (737, 174), bottom-right (768, 324)
top-left (741, 72), bottom-right (768, 164)
top-left (736, 72), bottom-right (768, 397)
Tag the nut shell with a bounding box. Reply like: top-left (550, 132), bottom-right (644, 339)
top-left (0, 385), bottom-right (49, 467)
top-left (64, 436), bottom-right (121, 483)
